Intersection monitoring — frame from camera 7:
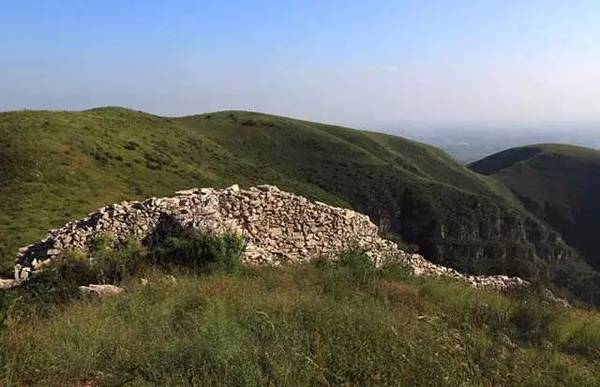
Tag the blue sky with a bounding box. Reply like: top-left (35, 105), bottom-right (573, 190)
top-left (2, 0), bottom-right (600, 126)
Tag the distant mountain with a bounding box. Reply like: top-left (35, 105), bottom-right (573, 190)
top-left (471, 144), bottom-right (600, 272)
top-left (394, 127), bottom-right (600, 164)
top-left (0, 108), bottom-right (576, 281)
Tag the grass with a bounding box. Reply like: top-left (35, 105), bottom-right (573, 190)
top-left (0, 108), bottom-right (575, 283)
top-left (0, 254), bottom-right (598, 386)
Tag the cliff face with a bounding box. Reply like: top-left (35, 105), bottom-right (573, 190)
top-left (471, 144), bottom-right (600, 271)
top-left (421, 212), bottom-right (575, 277)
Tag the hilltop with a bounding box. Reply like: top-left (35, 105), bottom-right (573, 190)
top-left (470, 144), bottom-right (600, 272)
top-left (0, 108), bottom-right (574, 280)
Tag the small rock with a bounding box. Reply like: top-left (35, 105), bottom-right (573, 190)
top-left (175, 188), bottom-right (199, 195)
top-left (257, 184), bottom-right (280, 192)
top-left (79, 284), bottom-right (124, 296)
top-left (0, 278), bottom-right (18, 290)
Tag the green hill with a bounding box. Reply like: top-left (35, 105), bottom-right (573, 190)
top-left (0, 108), bottom-right (575, 279)
top-left (470, 144), bottom-right (600, 272)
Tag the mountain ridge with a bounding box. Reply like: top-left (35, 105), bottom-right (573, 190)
top-left (470, 143), bottom-right (600, 273)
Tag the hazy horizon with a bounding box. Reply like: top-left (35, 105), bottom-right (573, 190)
top-left (2, 1), bottom-right (600, 129)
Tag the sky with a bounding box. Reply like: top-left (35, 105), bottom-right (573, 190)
top-left (2, 0), bottom-right (600, 128)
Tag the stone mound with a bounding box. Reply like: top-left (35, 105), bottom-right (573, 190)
top-left (11, 184), bottom-right (527, 291)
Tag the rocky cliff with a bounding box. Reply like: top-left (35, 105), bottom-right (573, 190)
top-left (348, 182), bottom-right (577, 277)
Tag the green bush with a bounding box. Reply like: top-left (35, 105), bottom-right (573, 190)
top-left (510, 297), bottom-right (560, 345)
top-left (19, 231), bottom-right (244, 298)
top-left (22, 252), bottom-right (100, 306)
top-left (463, 301), bottom-right (510, 332)
top-left (90, 236), bottom-right (147, 283)
top-left (153, 231), bottom-right (245, 273)
top-left (123, 140), bottom-right (139, 150)
top-left (560, 326), bottom-right (600, 357)
top-left (318, 248), bottom-right (378, 299)
top-left (0, 291), bottom-right (18, 335)
top-left (310, 255), bottom-right (333, 270)
top-left (379, 261), bottom-right (414, 282)
top-left (337, 247), bottom-right (375, 284)
top-left (550, 260), bottom-right (600, 307)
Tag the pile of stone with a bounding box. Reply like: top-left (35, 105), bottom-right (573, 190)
top-left (9, 184), bottom-right (528, 291)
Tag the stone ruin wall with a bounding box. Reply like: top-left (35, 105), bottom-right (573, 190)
top-left (11, 185), bottom-right (529, 291)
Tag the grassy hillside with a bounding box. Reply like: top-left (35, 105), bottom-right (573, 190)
top-left (1, 257), bottom-right (599, 386)
top-left (0, 108), bottom-right (574, 279)
top-left (471, 144), bottom-right (600, 271)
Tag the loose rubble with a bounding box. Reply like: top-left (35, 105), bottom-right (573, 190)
top-left (9, 184), bottom-right (528, 291)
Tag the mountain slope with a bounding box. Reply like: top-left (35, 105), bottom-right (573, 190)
top-left (471, 144), bottom-right (600, 271)
top-left (0, 109), bottom-right (574, 277)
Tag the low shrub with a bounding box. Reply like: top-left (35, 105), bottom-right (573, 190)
top-left (153, 231), bottom-right (245, 273)
top-left (509, 297), bottom-right (561, 345)
top-left (337, 247), bottom-right (376, 283)
top-left (123, 140), bottom-right (139, 150)
top-left (550, 260), bottom-right (600, 307)
top-left (463, 301), bottom-right (510, 332)
top-left (15, 231), bottom-right (245, 304)
top-left (21, 252), bottom-right (100, 307)
top-left (310, 255), bottom-right (333, 270)
top-left (560, 324), bottom-right (600, 357)
top-left (1, 232), bottom-right (246, 323)
top-left (551, 311), bottom-right (600, 357)
top-left (379, 261), bottom-right (414, 282)
top-left (90, 236), bottom-right (147, 283)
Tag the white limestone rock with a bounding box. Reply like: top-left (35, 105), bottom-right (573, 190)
top-left (79, 284), bottom-right (124, 296)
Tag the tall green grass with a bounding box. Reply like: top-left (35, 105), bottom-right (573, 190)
top-left (0, 250), bottom-right (598, 386)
